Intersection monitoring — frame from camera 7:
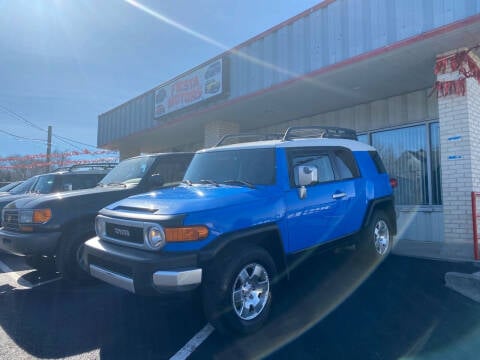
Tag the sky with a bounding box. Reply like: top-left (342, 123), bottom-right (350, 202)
top-left (0, 0), bottom-right (321, 159)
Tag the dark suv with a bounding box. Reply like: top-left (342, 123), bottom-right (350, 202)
top-left (82, 127), bottom-right (396, 334)
top-left (0, 164), bottom-right (116, 213)
top-left (0, 153), bottom-right (193, 281)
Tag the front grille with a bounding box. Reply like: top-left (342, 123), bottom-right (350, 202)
top-left (2, 210), bottom-right (19, 231)
top-left (105, 222), bottom-right (144, 244)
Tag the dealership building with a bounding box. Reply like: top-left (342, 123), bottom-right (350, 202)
top-left (97, 0), bottom-right (480, 261)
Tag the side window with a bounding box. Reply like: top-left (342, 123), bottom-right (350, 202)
top-left (288, 149), bottom-right (335, 186)
top-left (150, 156), bottom-right (192, 186)
top-left (59, 174), bottom-right (99, 191)
top-left (333, 149), bottom-right (360, 179)
top-left (368, 151), bottom-right (387, 174)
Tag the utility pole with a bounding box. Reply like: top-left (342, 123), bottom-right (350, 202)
top-left (46, 125), bottom-right (52, 173)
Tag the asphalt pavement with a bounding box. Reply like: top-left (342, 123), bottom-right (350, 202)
top-left (0, 250), bottom-right (479, 360)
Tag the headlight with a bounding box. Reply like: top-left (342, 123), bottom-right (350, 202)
top-left (95, 216), bottom-right (106, 237)
top-left (19, 209), bottom-right (52, 224)
top-left (145, 225), bottom-right (165, 249)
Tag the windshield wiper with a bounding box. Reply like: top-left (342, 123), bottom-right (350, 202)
top-left (198, 179), bottom-right (219, 187)
top-left (182, 179), bottom-right (193, 186)
top-left (222, 180), bottom-right (256, 189)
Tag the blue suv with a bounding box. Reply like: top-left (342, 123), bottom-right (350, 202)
top-left (82, 127), bottom-right (396, 334)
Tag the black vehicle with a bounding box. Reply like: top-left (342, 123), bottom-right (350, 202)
top-left (0, 164), bottom-right (115, 213)
top-left (0, 181), bottom-right (24, 195)
top-left (0, 152), bottom-right (193, 281)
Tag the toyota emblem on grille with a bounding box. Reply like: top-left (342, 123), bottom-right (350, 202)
top-left (113, 228), bottom-right (130, 237)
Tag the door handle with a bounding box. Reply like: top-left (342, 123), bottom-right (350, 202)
top-left (332, 192), bottom-right (346, 199)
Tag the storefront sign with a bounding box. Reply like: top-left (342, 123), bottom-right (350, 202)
top-left (154, 59), bottom-right (223, 118)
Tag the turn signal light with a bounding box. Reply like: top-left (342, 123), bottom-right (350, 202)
top-left (165, 226), bottom-right (209, 242)
top-left (33, 209), bottom-right (52, 223)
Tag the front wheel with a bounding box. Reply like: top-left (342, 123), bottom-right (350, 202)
top-left (56, 231), bottom-right (94, 283)
top-left (202, 245), bottom-right (276, 335)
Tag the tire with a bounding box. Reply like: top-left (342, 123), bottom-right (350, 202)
top-left (56, 230), bottom-right (94, 283)
top-left (202, 245), bottom-right (276, 335)
top-left (359, 210), bottom-right (393, 260)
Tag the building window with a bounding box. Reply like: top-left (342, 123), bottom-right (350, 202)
top-left (430, 123), bottom-right (442, 205)
top-left (367, 122), bottom-right (440, 206)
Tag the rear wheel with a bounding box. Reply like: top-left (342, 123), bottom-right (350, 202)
top-left (359, 210), bottom-right (393, 260)
top-left (202, 245), bottom-right (276, 335)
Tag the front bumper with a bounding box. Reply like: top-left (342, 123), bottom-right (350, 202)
top-left (0, 227), bottom-right (61, 256)
top-left (83, 236), bottom-right (202, 295)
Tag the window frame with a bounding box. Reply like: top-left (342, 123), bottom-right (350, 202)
top-left (358, 120), bottom-right (441, 207)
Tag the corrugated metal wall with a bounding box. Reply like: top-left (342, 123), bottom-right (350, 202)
top-left (259, 88), bottom-right (438, 134)
top-left (98, 0), bottom-right (480, 147)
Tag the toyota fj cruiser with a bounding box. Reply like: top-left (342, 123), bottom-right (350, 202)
top-left (82, 127), bottom-right (396, 334)
top-left (0, 153), bottom-right (192, 281)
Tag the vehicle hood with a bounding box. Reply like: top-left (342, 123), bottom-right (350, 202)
top-left (4, 185), bottom-right (132, 210)
top-left (105, 184), bottom-right (274, 215)
top-left (0, 194), bottom-right (33, 211)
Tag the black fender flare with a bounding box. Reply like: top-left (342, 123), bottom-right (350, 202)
top-left (198, 223), bottom-right (288, 276)
top-left (362, 195), bottom-right (397, 235)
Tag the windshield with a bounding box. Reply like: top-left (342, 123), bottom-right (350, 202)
top-left (31, 174), bottom-right (56, 194)
top-left (184, 148), bottom-right (276, 185)
top-left (0, 182), bottom-right (20, 192)
top-left (99, 156), bottom-right (155, 186)
top-left (8, 177), bottom-right (37, 195)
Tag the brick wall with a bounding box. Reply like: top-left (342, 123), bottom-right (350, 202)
top-left (438, 51), bottom-right (480, 259)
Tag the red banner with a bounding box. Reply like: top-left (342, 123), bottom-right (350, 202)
top-left (434, 47), bottom-right (480, 97)
top-left (0, 149), bottom-right (117, 163)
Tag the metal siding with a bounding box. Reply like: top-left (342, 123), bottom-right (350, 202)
top-left (260, 88), bottom-right (436, 134)
top-left (98, 0), bottom-right (480, 146)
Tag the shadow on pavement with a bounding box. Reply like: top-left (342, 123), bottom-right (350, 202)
top-left (193, 253), bottom-right (480, 360)
top-left (0, 280), bottom-right (205, 359)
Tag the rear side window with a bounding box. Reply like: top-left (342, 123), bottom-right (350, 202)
top-left (333, 149), bottom-right (360, 179)
top-left (369, 151), bottom-right (387, 174)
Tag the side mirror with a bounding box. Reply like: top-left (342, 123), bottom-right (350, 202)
top-left (294, 165), bottom-right (318, 187)
top-left (149, 174), bottom-right (165, 188)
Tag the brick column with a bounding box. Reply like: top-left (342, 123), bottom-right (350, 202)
top-left (437, 49), bottom-right (480, 260)
top-left (204, 120), bottom-right (240, 148)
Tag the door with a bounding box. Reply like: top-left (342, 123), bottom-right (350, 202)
top-left (285, 147), bottom-right (362, 253)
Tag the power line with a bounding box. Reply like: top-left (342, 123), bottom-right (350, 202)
top-left (0, 104), bottom-right (100, 150)
top-left (53, 134), bottom-right (98, 149)
top-left (0, 104), bottom-right (47, 133)
top-left (0, 128), bottom-right (48, 143)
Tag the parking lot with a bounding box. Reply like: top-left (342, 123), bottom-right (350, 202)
top-left (1, 251), bottom-right (479, 360)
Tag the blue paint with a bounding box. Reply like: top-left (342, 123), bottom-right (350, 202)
top-left (448, 155), bottom-right (463, 160)
top-left (448, 136), bottom-right (462, 141)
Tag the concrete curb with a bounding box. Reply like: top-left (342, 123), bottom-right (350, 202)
top-left (445, 271), bottom-right (480, 303)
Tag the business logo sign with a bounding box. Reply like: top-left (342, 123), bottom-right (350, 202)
top-left (154, 58), bottom-right (223, 118)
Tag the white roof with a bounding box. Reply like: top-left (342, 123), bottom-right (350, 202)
top-left (199, 138), bottom-right (376, 153)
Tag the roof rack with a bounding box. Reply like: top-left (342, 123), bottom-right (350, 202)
top-left (54, 162), bottom-right (118, 173)
top-left (215, 133), bottom-right (283, 147)
top-left (282, 126), bottom-right (357, 141)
